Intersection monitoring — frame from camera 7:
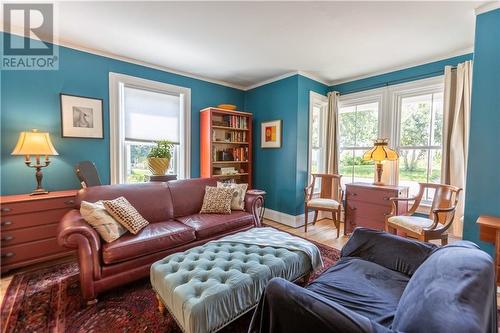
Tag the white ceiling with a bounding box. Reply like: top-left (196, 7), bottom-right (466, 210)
top-left (11, 1), bottom-right (487, 89)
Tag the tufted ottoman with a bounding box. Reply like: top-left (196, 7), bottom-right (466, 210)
top-left (150, 228), bottom-right (322, 333)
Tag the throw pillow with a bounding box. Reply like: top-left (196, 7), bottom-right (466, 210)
top-left (217, 182), bottom-right (248, 210)
top-left (103, 197), bottom-right (149, 234)
top-left (200, 186), bottom-right (235, 214)
top-left (80, 201), bottom-right (128, 243)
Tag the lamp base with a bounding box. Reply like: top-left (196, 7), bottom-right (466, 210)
top-left (373, 181), bottom-right (385, 186)
top-left (30, 188), bottom-right (49, 196)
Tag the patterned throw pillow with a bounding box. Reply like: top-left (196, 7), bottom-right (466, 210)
top-left (217, 182), bottom-right (248, 210)
top-left (103, 197), bottom-right (149, 234)
top-left (200, 186), bottom-right (235, 214)
top-left (80, 201), bottom-right (128, 243)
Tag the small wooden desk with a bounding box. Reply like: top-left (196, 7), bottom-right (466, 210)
top-left (476, 215), bottom-right (500, 284)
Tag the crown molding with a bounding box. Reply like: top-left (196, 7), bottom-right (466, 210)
top-left (243, 70), bottom-right (329, 91)
top-left (2, 28), bottom-right (246, 91)
top-left (330, 47), bottom-right (474, 87)
top-left (243, 71), bottom-right (299, 91)
top-left (475, 2), bottom-right (500, 15)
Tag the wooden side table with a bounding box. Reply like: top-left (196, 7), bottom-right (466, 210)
top-left (0, 190), bottom-right (77, 273)
top-left (344, 183), bottom-right (409, 235)
top-left (247, 189), bottom-right (266, 221)
top-left (476, 215), bottom-right (500, 285)
top-left (148, 175), bottom-right (177, 182)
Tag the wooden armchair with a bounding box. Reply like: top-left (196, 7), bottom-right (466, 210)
top-left (304, 173), bottom-right (343, 237)
top-left (385, 183), bottom-right (462, 245)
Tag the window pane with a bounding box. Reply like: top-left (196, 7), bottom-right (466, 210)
top-left (124, 87), bottom-right (180, 142)
top-left (311, 106), bottom-right (321, 148)
top-left (355, 102), bottom-right (378, 147)
top-left (125, 142), bottom-right (177, 183)
top-left (126, 142), bottom-right (153, 183)
top-left (432, 92), bottom-right (444, 146)
top-left (398, 148), bottom-right (428, 197)
top-left (353, 150), bottom-right (374, 184)
top-left (339, 106), bottom-right (356, 147)
top-left (339, 149), bottom-right (374, 186)
top-left (400, 94), bottom-right (432, 147)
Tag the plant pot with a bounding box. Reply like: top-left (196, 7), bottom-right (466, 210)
top-left (146, 157), bottom-right (170, 176)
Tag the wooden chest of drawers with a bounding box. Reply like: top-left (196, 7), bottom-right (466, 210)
top-left (0, 190), bottom-right (77, 273)
top-left (345, 183), bottom-right (409, 234)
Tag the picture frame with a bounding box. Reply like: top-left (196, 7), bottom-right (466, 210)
top-left (261, 120), bottom-right (282, 148)
top-left (60, 93), bottom-right (104, 139)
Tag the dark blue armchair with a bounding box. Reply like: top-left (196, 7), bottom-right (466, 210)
top-left (249, 228), bottom-right (496, 333)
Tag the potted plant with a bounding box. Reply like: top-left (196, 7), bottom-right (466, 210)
top-left (146, 140), bottom-right (174, 176)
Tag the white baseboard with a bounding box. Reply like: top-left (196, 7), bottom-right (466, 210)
top-left (264, 208), bottom-right (330, 228)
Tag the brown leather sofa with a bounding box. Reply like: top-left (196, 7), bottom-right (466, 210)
top-left (57, 178), bottom-right (263, 304)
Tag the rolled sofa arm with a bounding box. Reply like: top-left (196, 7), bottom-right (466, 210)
top-left (249, 277), bottom-right (388, 333)
top-left (57, 209), bottom-right (102, 301)
top-left (245, 192), bottom-right (264, 227)
top-left (341, 228), bottom-right (436, 276)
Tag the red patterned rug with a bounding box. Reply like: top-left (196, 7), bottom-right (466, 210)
top-left (0, 240), bottom-right (340, 333)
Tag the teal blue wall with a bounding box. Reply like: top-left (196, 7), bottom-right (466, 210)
top-left (244, 75), bottom-right (299, 215)
top-left (244, 74), bottom-right (328, 216)
top-left (463, 9), bottom-right (500, 255)
top-left (1, 33), bottom-right (244, 195)
top-left (331, 53), bottom-right (474, 94)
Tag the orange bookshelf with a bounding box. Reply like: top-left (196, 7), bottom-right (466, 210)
top-left (200, 107), bottom-right (252, 187)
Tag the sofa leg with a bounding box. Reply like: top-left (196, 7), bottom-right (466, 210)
top-left (156, 294), bottom-right (165, 314)
top-left (86, 298), bottom-right (98, 306)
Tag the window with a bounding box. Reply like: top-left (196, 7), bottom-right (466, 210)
top-left (308, 92), bottom-right (328, 193)
top-left (338, 95), bottom-right (381, 187)
top-left (109, 73), bottom-right (191, 184)
top-left (395, 90), bottom-right (444, 199)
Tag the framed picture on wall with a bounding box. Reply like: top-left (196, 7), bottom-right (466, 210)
top-left (60, 93), bottom-right (104, 138)
top-left (261, 120), bottom-right (282, 148)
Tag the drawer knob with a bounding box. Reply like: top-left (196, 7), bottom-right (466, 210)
top-left (1, 252), bottom-right (15, 258)
top-left (1, 235), bottom-right (14, 241)
top-left (349, 192), bottom-right (357, 196)
top-left (1, 221), bottom-right (12, 227)
top-left (383, 196), bottom-right (390, 201)
top-left (1, 207), bottom-right (12, 213)
top-left (65, 199), bottom-right (75, 205)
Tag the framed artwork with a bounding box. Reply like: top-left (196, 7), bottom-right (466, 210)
top-left (261, 120), bottom-right (282, 148)
top-left (60, 93), bottom-right (104, 139)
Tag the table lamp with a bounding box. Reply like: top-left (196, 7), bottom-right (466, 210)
top-left (362, 138), bottom-right (398, 185)
top-left (11, 129), bottom-right (59, 195)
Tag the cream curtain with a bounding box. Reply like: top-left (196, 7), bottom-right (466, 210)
top-left (325, 91), bottom-right (340, 174)
top-left (442, 61), bottom-right (473, 237)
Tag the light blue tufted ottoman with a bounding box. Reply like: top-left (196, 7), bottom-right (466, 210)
top-left (150, 228), bottom-right (322, 333)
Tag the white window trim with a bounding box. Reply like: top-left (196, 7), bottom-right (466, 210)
top-left (308, 91), bottom-right (328, 185)
top-left (109, 72), bottom-right (191, 184)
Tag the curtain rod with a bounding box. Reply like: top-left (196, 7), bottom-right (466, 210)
top-left (337, 66), bottom-right (457, 96)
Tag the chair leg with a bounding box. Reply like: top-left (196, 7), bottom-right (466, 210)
top-left (441, 234), bottom-right (448, 246)
top-left (312, 210), bottom-right (318, 225)
top-left (337, 209), bottom-right (341, 238)
top-left (304, 205), bottom-right (308, 232)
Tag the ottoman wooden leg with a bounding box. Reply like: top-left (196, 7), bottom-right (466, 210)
top-left (156, 294), bottom-right (165, 314)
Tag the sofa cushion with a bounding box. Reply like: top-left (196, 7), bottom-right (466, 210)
top-left (103, 196), bottom-right (149, 234)
top-left (392, 241), bottom-right (495, 333)
top-left (176, 211), bottom-right (254, 239)
top-left (168, 178), bottom-right (217, 217)
top-left (306, 257), bottom-right (410, 327)
top-left (102, 221), bottom-right (196, 264)
top-left (76, 183), bottom-right (174, 223)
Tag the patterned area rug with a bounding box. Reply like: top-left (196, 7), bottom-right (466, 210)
top-left (1, 240), bottom-right (340, 333)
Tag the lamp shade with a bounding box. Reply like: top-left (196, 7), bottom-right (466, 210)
top-left (363, 138), bottom-right (398, 162)
top-left (11, 130), bottom-right (58, 156)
